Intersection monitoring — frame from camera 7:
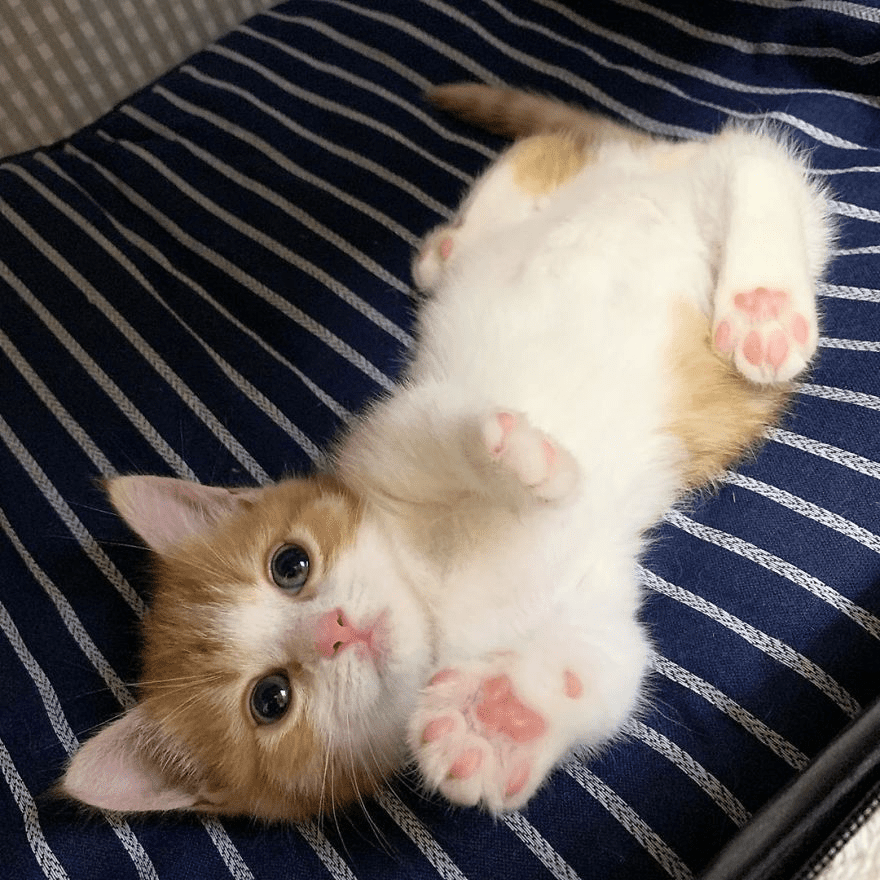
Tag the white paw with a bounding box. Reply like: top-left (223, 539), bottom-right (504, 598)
top-left (482, 411), bottom-right (578, 501)
top-left (712, 285), bottom-right (816, 383)
top-left (412, 220), bottom-right (460, 292)
top-left (411, 661), bottom-right (578, 811)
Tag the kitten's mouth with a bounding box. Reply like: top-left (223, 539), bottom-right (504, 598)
top-left (314, 608), bottom-right (387, 664)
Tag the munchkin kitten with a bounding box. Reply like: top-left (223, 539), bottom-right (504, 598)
top-left (60, 83), bottom-right (834, 820)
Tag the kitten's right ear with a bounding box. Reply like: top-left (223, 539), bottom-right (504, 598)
top-left (61, 705), bottom-right (202, 813)
top-left (106, 475), bottom-right (263, 554)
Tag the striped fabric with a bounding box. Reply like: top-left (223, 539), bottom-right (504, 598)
top-left (0, 0), bottom-right (275, 158)
top-left (1, 1), bottom-right (879, 878)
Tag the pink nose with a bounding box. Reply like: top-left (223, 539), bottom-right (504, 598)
top-left (315, 609), bottom-right (370, 658)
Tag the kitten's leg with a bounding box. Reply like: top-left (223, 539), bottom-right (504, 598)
top-left (481, 410), bottom-right (578, 501)
top-left (413, 216), bottom-right (463, 292)
top-left (711, 154), bottom-right (819, 384)
top-left (410, 617), bottom-right (647, 811)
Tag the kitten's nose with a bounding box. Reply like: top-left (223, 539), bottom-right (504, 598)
top-left (315, 608), bottom-right (371, 658)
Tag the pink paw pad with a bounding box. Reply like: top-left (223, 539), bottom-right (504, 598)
top-left (563, 669), bottom-right (583, 700)
top-left (438, 236), bottom-right (454, 261)
top-left (735, 287), bottom-right (787, 321)
top-left (423, 716), bottom-right (456, 743)
top-left (715, 286), bottom-right (812, 381)
top-left (475, 675), bottom-right (547, 743)
top-left (449, 747), bottom-right (483, 780)
top-left (505, 761), bottom-right (532, 798)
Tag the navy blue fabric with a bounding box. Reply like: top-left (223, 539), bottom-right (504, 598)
top-left (2, 1), bottom-right (880, 878)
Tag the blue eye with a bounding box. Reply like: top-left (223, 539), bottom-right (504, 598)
top-left (270, 544), bottom-right (310, 593)
top-left (250, 674), bottom-right (291, 725)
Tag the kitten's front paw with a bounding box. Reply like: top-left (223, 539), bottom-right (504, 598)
top-left (713, 285), bottom-right (816, 383)
top-left (411, 662), bottom-right (566, 811)
top-left (412, 220), bottom-right (460, 292)
top-left (482, 411), bottom-right (578, 501)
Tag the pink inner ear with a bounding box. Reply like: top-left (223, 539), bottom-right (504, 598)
top-left (107, 476), bottom-right (260, 554)
top-left (62, 706), bottom-right (200, 813)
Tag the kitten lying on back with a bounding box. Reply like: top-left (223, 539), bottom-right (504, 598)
top-left (60, 83), bottom-right (833, 820)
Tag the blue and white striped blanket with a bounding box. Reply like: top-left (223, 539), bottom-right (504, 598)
top-left (2, 2), bottom-right (879, 878)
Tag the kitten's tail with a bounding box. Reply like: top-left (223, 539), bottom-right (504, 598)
top-left (426, 82), bottom-right (655, 147)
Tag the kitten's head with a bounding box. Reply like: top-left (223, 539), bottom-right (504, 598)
top-left (61, 474), bottom-right (432, 821)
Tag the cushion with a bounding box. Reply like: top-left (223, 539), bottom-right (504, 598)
top-left (1, 1), bottom-right (879, 878)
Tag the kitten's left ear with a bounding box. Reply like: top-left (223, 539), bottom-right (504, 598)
top-left (106, 475), bottom-right (263, 554)
top-left (61, 705), bottom-right (202, 813)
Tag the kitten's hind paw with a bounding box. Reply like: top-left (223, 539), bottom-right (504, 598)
top-left (713, 285), bottom-right (816, 384)
top-left (482, 411), bottom-right (578, 501)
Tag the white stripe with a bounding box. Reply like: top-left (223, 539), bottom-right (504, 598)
top-left (641, 566), bottom-right (860, 717)
top-left (564, 759), bottom-right (694, 880)
top-left (0, 506), bottom-right (134, 707)
top-left (623, 718), bottom-right (751, 826)
top-left (0, 327), bottom-right (117, 478)
top-left (0, 736), bottom-right (69, 880)
top-left (126, 94), bottom-right (416, 342)
top-left (0, 600), bottom-right (79, 753)
top-left (203, 42), bottom-right (458, 217)
top-left (723, 469), bottom-right (880, 557)
top-left (304, 0), bottom-right (501, 87)
top-left (233, 25), bottom-right (482, 181)
top-left (502, 810), bottom-right (596, 880)
top-left (814, 166), bottom-right (880, 177)
top-left (201, 819), bottom-right (256, 880)
top-left (834, 245), bottom-right (880, 255)
top-left (612, 0), bottom-right (880, 63)
top-left (172, 64), bottom-right (430, 243)
top-left (818, 282), bottom-right (880, 301)
top-left (4, 164), bottom-right (271, 485)
top-left (0, 414), bottom-right (146, 618)
top-left (0, 257), bottom-right (196, 481)
top-left (799, 382), bottom-right (880, 412)
top-left (93, 134), bottom-right (397, 393)
top-left (0, 600), bottom-right (160, 879)
top-left (663, 508), bottom-right (880, 640)
top-left (820, 337), bottom-right (880, 352)
top-left (510, 0), bottom-right (880, 111)
top-left (376, 789), bottom-right (470, 880)
top-left (768, 427), bottom-right (880, 482)
top-left (736, 0), bottom-right (880, 23)
top-left (39, 151), bottom-right (352, 424)
top-left (830, 199), bottom-right (880, 223)
top-left (650, 653), bottom-right (809, 769)
top-left (296, 822), bottom-right (359, 880)
top-left (264, 9), bottom-right (497, 159)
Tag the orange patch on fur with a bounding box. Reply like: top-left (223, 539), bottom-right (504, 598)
top-left (666, 300), bottom-right (789, 489)
top-left (510, 133), bottom-right (590, 195)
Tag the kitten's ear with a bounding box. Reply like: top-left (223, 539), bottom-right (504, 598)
top-left (61, 706), bottom-right (200, 813)
top-left (106, 475), bottom-right (263, 554)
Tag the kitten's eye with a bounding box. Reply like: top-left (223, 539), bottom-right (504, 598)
top-left (270, 544), bottom-right (310, 592)
top-left (250, 673), bottom-right (291, 725)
